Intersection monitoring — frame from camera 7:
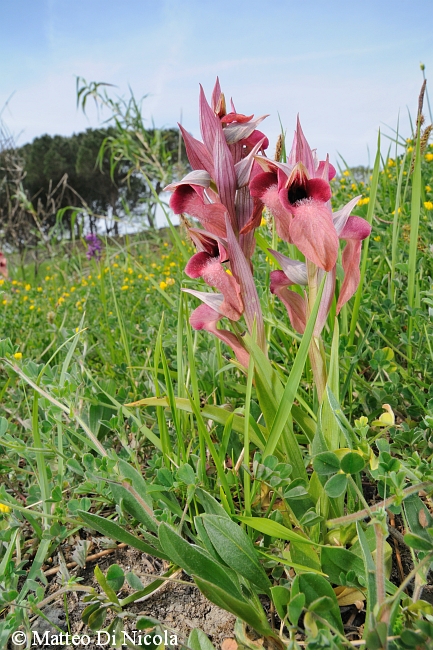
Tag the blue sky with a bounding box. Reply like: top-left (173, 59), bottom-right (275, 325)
top-left (1, 0), bottom-right (432, 167)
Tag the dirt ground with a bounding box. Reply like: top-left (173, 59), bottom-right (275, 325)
top-left (15, 545), bottom-right (236, 650)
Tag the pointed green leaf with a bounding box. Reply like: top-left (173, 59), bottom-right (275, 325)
top-left (158, 523), bottom-right (244, 600)
top-left (201, 515), bottom-right (271, 592)
top-left (78, 510), bottom-right (168, 560)
top-left (238, 516), bottom-right (320, 546)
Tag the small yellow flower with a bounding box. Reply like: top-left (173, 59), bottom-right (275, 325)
top-left (159, 281), bottom-right (168, 290)
top-left (387, 159), bottom-right (395, 167)
top-left (163, 242), bottom-right (168, 247)
top-left (151, 263), bottom-right (157, 268)
top-left (373, 236), bottom-right (381, 242)
top-left (45, 275), bottom-right (50, 281)
top-left (2, 299), bottom-right (7, 305)
top-left (407, 146), bottom-right (413, 153)
top-left (121, 285), bottom-right (129, 291)
top-left (25, 283), bottom-right (31, 291)
top-left (343, 170), bottom-right (350, 176)
top-left (169, 262), bottom-right (176, 267)
top-left (351, 183), bottom-right (357, 191)
top-left (424, 201), bottom-right (433, 211)
top-left (113, 263), bottom-right (119, 268)
top-left (425, 153), bottom-right (433, 162)
top-left (357, 197), bottom-right (370, 206)
top-left (128, 268), bottom-right (133, 275)
top-left (13, 352), bottom-right (22, 360)
top-left (138, 274), bottom-right (143, 279)
top-left (70, 286), bottom-right (76, 292)
top-left (12, 280), bottom-right (18, 285)
top-left (37, 286), bottom-right (43, 292)
top-left (75, 327), bottom-right (79, 333)
top-left (426, 185), bottom-right (432, 192)
top-left (29, 304), bottom-right (35, 310)
top-left (0, 503), bottom-right (11, 514)
top-left (23, 295), bottom-right (28, 302)
top-left (260, 216), bottom-right (267, 227)
top-left (166, 277), bottom-right (175, 286)
top-left (391, 208), bottom-right (402, 215)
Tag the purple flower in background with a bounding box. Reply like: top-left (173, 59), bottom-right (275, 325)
top-left (85, 234), bottom-right (103, 260)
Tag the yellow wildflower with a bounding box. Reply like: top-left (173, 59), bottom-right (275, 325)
top-left (426, 185), bottom-right (432, 192)
top-left (2, 299), bottom-right (7, 305)
top-left (424, 201), bottom-right (433, 211)
top-left (0, 503), bottom-right (11, 514)
top-left (357, 197), bottom-right (370, 206)
top-left (260, 216), bottom-right (267, 226)
top-left (351, 183), bottom-right (357, 191)
top-left (387, 159), bottom-right (395, 167)
top-left (25, 283), bottom-right (31, 291)
top-left (121, 285), bottom-right (129, 291)
top-left (29, 304), bottom-right (35, 310)
top-left (425, 153), bottom-right (433, 162)
top-left (343, 170), bottom-right (350, 176)
top-left (70, 286), bottom-right (76, 292)
top-left (407, 146), bottom-right (413, 153)
top-left (13, 352), bottom-right (22, 360)
top-left (166, 278), bottom-right (175, 286)
top-left (159, 281), bottom-right (168, 290)
top-left (373, 236), bottom-right (381, 242)
top-left (45, 275), bottom-right (50, 281)
top-left (113, 263), bottom-right (119, 268)
top-left (23, 296), bottom-right (28, 302)
top-left (138, 274), bottom-right (143, 279)
top-left (37, 286), bottom-right (43, 292)
top-left (163, 242), bottom-right (168, 247)
top-left (128, 268), bottom-right (133, 275)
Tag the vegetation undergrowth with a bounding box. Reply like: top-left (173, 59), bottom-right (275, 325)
top-left (1, 77), bottom-right (433, 650)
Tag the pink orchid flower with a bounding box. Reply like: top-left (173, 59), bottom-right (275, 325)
top-left (250, 118), bottom-right (339, 271)
top-left (164, 80), bottom-right (269, 363)
top-left (269, 195), bottom-right (371, 334)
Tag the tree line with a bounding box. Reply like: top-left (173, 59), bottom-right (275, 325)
top-left (0, 120), bottom-right (187, 253)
